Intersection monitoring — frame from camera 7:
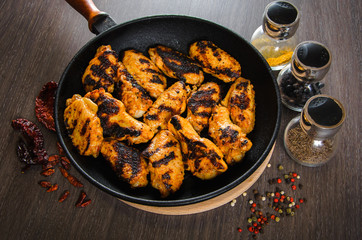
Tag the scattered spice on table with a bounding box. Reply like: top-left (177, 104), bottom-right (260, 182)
top-left (235, 164), bottom-right (306, 238)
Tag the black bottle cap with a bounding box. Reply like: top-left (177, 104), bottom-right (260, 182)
top-left (267, 1), bottom-right (298, 24)
top-left (297, 43), bottom-right (330, 68)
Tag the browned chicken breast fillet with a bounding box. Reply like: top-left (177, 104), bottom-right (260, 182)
top-left (148, 45), bottom-right (204, 86)
top-left (189, 40), bottom-right (241, 83)
top-left (144, 81), bottom-right (189, 134)
top-left (85, 88), bottom-right (154, 145)
top-left (209, 105), bottom-right (252, 165)
top-left (114, 62), bottom-right (153, 118)
top-left (64, 95), bottom-right (103, 158)
top-left (121, 49), bottom-right (167, 99)
top-left (168, 115), bottom-right (227, 180)
top-left (186, 82), bottom-right (221, 133)
top-left (142, 130), bottom-right (184, 198)
top-left (82, 45), bottom-right (119, 93)
top-left (221, 77), bottom-right (256, 134)
top-left (101, 139), bottom-right (148, 188)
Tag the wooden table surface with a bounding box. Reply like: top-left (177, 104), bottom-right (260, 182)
top-left (0, 0), bottom-right (360, 239)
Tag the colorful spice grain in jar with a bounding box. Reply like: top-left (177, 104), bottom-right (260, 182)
top-left (251, 1), bottom-right (300, 71)
top-left (277, 41), bottom-right (332, 112)
top-left (283, 94), bottom-right (345, 167)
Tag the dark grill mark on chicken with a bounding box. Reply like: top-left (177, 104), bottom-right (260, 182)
top-left (152, 152), bottom-right (176, 168)
top-left (112, 141), bottom-right (142, 179)
top-left (230, 93), bottom-right (250, 110)
top-left (219, 126), bottom-right (239, 143)
top-left (97, 97), bottom-right (119, 115)
top-left (170, 116), bottom-right (182, 130)
top-left (145, 114), bottom-right (159, 120)
top-left (156, 47), bottom-right (200, 75)
top-left (83, 134), bottom-right (91, 155)
top-left (158, 104), bottom-right (175, 113)
top-left (117, 69), bottom-right (151, 100)
top-left (163, 140), bottom-right (178, 148)
top-left (139, 58), bottom-right (150, 64)
top-left (150, 75), bottom-right (164, 84)
top-left (80, 119), bottom-right (90, 136)
top-left (162, 173), bottom-right (170, 180)
top-left (188, 88), bottom-right (218, 114)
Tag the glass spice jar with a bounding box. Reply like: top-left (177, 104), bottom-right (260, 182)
top-left (251, 1), bottom-right (300, 71)
top-left (284, 94), bottom-right (345, 167)
top-left (277, 41), bottom-right (332, 112)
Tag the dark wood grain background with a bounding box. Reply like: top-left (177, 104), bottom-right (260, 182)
top-left (0, 0), bottom-right (360, 239)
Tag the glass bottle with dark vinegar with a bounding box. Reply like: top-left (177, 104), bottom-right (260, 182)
top-left (251, 1), bottom-right (300, 71)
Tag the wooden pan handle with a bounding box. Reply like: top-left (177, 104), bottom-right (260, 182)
top-left (65, 0), bottom-right (109, 33)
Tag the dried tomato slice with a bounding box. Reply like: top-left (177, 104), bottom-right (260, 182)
top-left (12, 118), bottom-right (49, 165)
top-left (35, 81), bottom-right (58, 131)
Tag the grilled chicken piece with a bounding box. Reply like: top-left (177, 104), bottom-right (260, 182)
top-left (64, 96), bottom-right (103, 158)
top-left (186, 82), bottom-right (221, 133)
top-left (85, 88), bottom-right (154, 145)
top-left (209, 105), bottom-right (252, 165)
top-left (168, 115), bottom-right (227, 180)
top-left (144, 81), bottom-right (189, 134)
top-left (114, 62), bottom-right (153, 118)
top-left (142, 130), bottom-right (184, 198)
top-left (101, 139), bottom-right (148, 188)
top-left (148, 45), bottom-right (204, 86)
top-left (221, 77), bottom-right (256, 134)
top-left (189, 40), bottom-right (241, 83)
top-left (121, 49), bottom-right (167, 99)
top-left (82, 45), bottom-right (119, 93)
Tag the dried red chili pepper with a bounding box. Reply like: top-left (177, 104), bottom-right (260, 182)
top-left (41, 168), bottom-right (55, 177)
top-left (79, 199), bottom-right (91, 208)
top-left (59, 166), bottom-right (83, 187)
top-left (75, 191), bottom-right (87, 207)
top-left (11, 118), bottom-right (49, 165)
top-left (16, 138), bottom-right (36, 166)
top-left (56, 142), bottom-right (65, 156)
top-left (58, 166), bottom-right (69, 178)
top-left (67, 175), bottom-right (83, 188)
top-left (58, 190), bottom-right (70, 203)
top-left (60, 156), bottom-right (71, 170)
top-left (43, 155), bottom-right (60, 170)
top-left (39, 180), bottom-right (52, 188)
top-left (46, 184), bottom-right (58, 192)
top-left (35, 81), bottom-right (58, 132)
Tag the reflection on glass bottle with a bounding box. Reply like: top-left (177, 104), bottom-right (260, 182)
top-left (284, 95), bottom-right (345, 167)
top-left (251, 1), bottom-right (300, 71)
top-left (277, 41), bottom-right (332, 111)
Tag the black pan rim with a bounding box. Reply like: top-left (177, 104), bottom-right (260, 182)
top-left (55, 14), bottom-right (281, 207)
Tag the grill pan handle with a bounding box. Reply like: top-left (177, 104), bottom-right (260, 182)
top-left (65, 0), bottom-right (116, 35)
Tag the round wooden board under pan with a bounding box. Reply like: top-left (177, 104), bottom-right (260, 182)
top-left (120, 143), bottom-right (275, 215)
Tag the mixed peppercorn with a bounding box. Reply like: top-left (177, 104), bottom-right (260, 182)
top-left (233, 164), bottom-right (306, 239)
